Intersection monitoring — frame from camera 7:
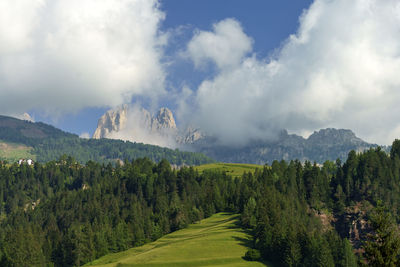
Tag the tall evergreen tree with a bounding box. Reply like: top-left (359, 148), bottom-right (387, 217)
top-left (363, 204), bottom-right (400, 266)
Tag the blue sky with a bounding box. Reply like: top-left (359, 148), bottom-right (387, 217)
top-left (2, 0), bottom-right (400, 145)
top-left (162, 0), bottom-right (312, 57)
top-left (36, 0), bottom-right (313, 137)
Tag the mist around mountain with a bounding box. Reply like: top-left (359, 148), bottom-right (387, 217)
top-left (93, 105), bottom-right (204, 148)
top-left (189, 128), bottom-right (383, 164)
top-left (93, 105), bottom-right (181, 148)
top-left (94, 105), bottom-right (383, 164)
top-left (0, 115), bottom-right (213, 166)
top-left (0, 109), bottom-right (386, 166)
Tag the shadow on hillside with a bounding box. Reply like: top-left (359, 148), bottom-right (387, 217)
top-left (233, 236), bottom-right (270, 266)
top-left (225, 217), bottom-right (253, 233)
top-left (233, 235), bottom-right (253, 248)
top-left (228, 220), bottom-right (271, 266)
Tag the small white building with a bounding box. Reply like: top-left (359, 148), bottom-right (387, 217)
top-left (18, 159), bottom-right (34, 166)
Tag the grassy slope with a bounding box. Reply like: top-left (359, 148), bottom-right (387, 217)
top-left (194, 163), bottom-right (262, 178)
top-left (85, 213), bottom-right (268, 267)
top-left (0, 140), bottom-right (35, 162)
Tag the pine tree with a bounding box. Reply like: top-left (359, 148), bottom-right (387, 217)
top-left (363, 204), bottom-right (400, 266)
top-left (340, 238), bottom-right (357, 267)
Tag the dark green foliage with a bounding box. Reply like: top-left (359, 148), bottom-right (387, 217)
top-left (362, 204), bottom-right (400, 266)
top-left (244, 249), bottom-right (261, 261)
top-left (341, 239), bottom-right (358, 267)
top-left (33, 138), bottom-right (214, 165)
top-left (235, 160), bottom-right (355, 267)
top-left (0, 157), bottom-right (231, 266)
top-left (390, 139), bottom-right (400, 159)
top-left (4, 139), bottom-right (400, 266)
top-left (240, 140), bottom-right (400, 266)
top-left (0, 115), bottom-right (76, 142)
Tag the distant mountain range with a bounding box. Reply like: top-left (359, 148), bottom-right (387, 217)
top-left (188, 128), bottom-right (383, 164)
top-left (94, 106), bottom-right (385, 164)
top-left (0, 110), bottom-right (386, 165)
top-left (0, 115), bottom-right (213, 165)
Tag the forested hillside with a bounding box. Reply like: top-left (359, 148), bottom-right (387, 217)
top-left (0, 115), bottom-right (213, 165)
top-left (1, 141), bottom-right (400, 266)
top-left (0, 157), bottom-right (233, 266)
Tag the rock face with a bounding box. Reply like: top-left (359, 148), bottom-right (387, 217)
top-left (304, 128), bottom-right (374, 163)
top-left (93, 106), bottom-right (382, 164)
top-left (93, 105), bottom-right (205, 146)
top-left (307, 128), bottom-right (366, 147)
top-left (93, 105), bottom-right (129, 139)
top-left (177, 127), bottom-right (205, 144)
top-left (93, 106), bottom-right (180, 144)
top-left (152, 108), bottom-right (177, 132)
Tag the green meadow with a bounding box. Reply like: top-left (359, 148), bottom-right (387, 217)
top-left (194, 163), bottom-right (263, 178)
top-left (85, 213), bottom-right (268, 267)
top-left (0, 140), bottom-right (35, 162)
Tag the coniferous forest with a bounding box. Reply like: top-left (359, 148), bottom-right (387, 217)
top-left (2, 141), bottom-right (400, 266)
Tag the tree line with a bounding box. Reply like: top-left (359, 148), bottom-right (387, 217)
top-left (33, 137), bottom-right (214, 165)
top-left (0, 156), bottom-right (232, 266)
top-left (2, 141), bottom-right (400, 266)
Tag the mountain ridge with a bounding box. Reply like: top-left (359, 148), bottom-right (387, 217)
top-left (93, 106), bottom-right (382, 164)
top-left (0, 114), bottom-right (213, 165)
top-left (189, 128), bottom-right (380, 164)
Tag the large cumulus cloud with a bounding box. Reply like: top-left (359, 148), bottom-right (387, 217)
top-left (187, 18), bottom-right (253, 70)
top-left (183, 0), bottom-right (400, 145)
top-left (0, 0), bottom-right (166, 116)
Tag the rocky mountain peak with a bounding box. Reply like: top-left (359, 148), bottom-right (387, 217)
top-left (93, 105), bottom-right (206, 148)
top-left (92, 105), bottom-right (128, 139)
top-left (307, 128), bottom-right (364, 146)
top-left (153, 108), bottom-right (176, 130)
top-left (93, 106), bottom-right (180, 142)
top-left (177, 126), bottom-right (205, 144)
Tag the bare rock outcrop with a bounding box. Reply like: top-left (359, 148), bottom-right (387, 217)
top-left (177, 127), bottom-right (204, 144)
top-left (93, 104), bottom-right (128, 139)
top-left (93, 106), bottom-right (179, 138)
top-left (93, 105), bottom-right (190, 147)
top-left (153, 108), bottom-right (176, 130)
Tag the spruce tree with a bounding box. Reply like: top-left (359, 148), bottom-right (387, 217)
top-left (363, 204), bottom-right (400, 266)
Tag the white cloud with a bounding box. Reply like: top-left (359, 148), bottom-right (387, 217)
top-left (183, 0), bottom-right (400, 145)
top-left (79, 132), bottom-right (90, 139)
top-left (0, 0), bottom-right (166, 116)
top-left (15, 112), bottom-right (35, 122)
top-left (0, 0), bottom-right (45, 54)
top-left (187, 18), bottom-right (253, 70)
